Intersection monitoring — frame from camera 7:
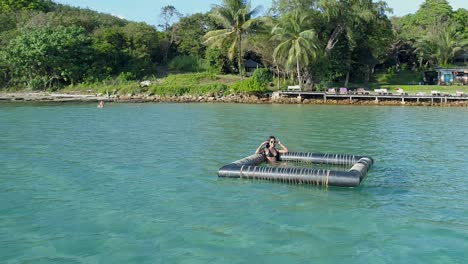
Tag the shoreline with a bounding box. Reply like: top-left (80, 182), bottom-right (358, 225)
top-left (1, 92), bottom-right (467, 107)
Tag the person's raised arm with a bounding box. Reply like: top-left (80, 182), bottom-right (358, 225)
top-left (255, 141), bottom-right (268, 154)
top-left (277, 140), bottom-right (289, 154)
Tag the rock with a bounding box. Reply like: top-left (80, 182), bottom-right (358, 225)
top-left (140, 80), bottom-right (151, 87)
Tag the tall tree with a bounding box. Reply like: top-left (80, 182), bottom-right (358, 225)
top-left (172, 13), bottom-right (218, 58)
top-left (452, 8), bottom-right (468, 39)
top-left (203, 0), bottom-right (262, 81)
top-left (412, 0), bottom-right (453, 30)
top-left (319, 0), bottom-right (380, 56)
top-left (433, 25), bottom-right (467, 66)
top-left (271, 10), bottom-right (318, 89)
top-left (158, 5), bottom-right (181, 32)
top-left (158, 5), bottom-right (181, 63)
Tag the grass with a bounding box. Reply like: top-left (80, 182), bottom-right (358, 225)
top-left (33, 72), bottom-right (240, 96)
top-left (379, 85), bottom-right (468, 94)
top-left (352, 70), bottom-right (468, 95)
top-left (8, 70), bottom-right (468, 96)
top-left (62, 81), bottom-right (142, 95)
top-left (375, 70), bottom-right (422, 85)
top-left (148, 73), bottom-right (229, 96)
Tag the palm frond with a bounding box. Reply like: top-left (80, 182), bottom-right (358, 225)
top-left (299, 29), bottom-right (316, 41)
top-left (212, 7), bottom-right (235, 29)
top-left (286, 43), bottom-right (297, 70)
top-left (227, 38), bottom-right (238, 60)
top-left (248, 5), bottom-right (263, 18)
top-left (273, 40), bottom-right (292, 62)
top-left (203, 29), bottom-right (234, 46)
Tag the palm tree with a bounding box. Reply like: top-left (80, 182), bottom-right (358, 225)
top-left (203, 0), bottom-right (262, 81)
top-left (271, 11), bottom-right (318, 90)
top-left (435, 25), bottom-right (467, 66)
top-left (414, 24), bottom-right (467, 68)
top-left (414, 37), bottom-right (437, 69)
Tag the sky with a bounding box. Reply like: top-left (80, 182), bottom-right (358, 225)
top-left (54, 0), bottom-right (466, 26)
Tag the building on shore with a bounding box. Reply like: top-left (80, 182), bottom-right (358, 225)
top-left (436, 67), bottom-right (468, 85)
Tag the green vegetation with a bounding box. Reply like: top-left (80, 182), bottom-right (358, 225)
top-left (375, 70), bottom-right (423, 85)
top-left (0, 0), bottom-right (53, 12)
top-left (168, 56), bottom-right (208, 72)
top-left (272, 11), bottom-right (318, 88)
top-left (0, 0), bottom-right (466, 96)
top-left (3, 26), bottom-right (92, 89)
top-left (63, 73), bottom-right (228, 96)
top-left (203, 0), bottom-right (262, 80)
top-left (0, 1), bottom-right (162, 90)
top-left (231, 68), bottom-right (273, 94)
top-left (382, 85), bottom-right (467, 94)
top-left (149, 73), bottom-right (227, 96)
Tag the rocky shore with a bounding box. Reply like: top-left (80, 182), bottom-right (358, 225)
top-left (1, 92), bottom-right (467, 107)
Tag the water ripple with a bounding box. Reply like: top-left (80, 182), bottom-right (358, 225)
top-left (1, 103), bottom-right (467, 263)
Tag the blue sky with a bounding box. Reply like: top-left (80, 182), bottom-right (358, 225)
top-left (54, 0), bottom-right (466, 26)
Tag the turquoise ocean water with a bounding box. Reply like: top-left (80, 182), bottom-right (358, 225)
top-left (1, 103), bottom-right (467, 263)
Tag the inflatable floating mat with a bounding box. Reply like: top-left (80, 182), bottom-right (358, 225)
top-left (218, 152), bottom-right (374, 187)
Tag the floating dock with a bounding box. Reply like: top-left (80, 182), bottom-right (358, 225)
top-left (218, 152), bottom-right (374, 187)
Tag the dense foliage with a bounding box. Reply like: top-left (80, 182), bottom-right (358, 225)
top-left (0, 0), bottom-right (466, 91)
top-left (0, 1), bottom-right (163, 89)
top-left (2, 26), bottom-right (92, 89)
top-left (231, 68), bottom-right (273, 94)
top-left (391, 0), bottom-right (467, 70)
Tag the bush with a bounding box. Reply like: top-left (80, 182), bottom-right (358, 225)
top-left (400, 63), bottom-right (409, 71)
top-left (205, 47), bottom-right (232, 74)
top-left (230, 78), bottom-right (266, 94)
top-left (315, 80), bottom-right (334, 91)
top-left (251, 68), bottom-right (272, 85)
top-left (168, 55), bottom-right (207, 72)
top-left (118, 72), bottom-right (136, 81)
top-left (149, 73), bottom-right (226, 96)
top-left (230, 68), bottom-right (271, 94)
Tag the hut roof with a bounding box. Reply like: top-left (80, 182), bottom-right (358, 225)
top-left (244, 59), bottom-right (262, 68)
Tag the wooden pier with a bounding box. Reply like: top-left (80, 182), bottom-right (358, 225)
top-left (279, 91), bottom-right (468, 105)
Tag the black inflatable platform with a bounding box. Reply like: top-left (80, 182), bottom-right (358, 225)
top-left (218, 152), bottom-right (374, 187)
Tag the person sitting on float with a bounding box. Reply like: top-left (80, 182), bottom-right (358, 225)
top-left (255, 136), bottom-right (288, 163)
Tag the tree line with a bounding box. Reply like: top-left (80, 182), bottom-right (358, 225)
top-left (0, 0), bottom-right (466, 90)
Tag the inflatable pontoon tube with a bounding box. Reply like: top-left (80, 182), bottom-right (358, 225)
top-left (218, 152), bottom-right (374, 187)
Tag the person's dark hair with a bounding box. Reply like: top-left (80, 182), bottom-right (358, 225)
top-left (265, 143), bottom-right (270, 149)
top-left (268, 136), bottom-right (276, 143)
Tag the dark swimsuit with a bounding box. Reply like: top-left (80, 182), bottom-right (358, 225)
top-left (265, 148), bottom-right (279, 160)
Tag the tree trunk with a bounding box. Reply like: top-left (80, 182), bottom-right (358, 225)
top-left (276, 64), bottom-right (280, 90)
top-left (369, 65), bottom-right (375, 82)
top-left (344, 71), bottom-right (350, 87)
top-left (395, 53), bottom-right (400, 71)
top-left (162, 41), bottom-right (169, 63)
top-left (237, 32), bottom-right (243, 82)
top-left (296, 57), bottom-right (302, 91)
top-left (365, 65), bottom-right (374, 83)
top-left (325, 25), bottom-right (343, 57)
